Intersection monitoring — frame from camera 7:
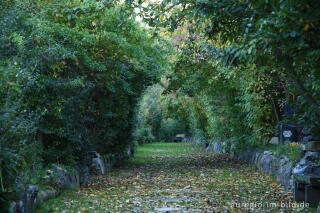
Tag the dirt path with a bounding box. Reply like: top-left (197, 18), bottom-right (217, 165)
top-left (38, 143), bottom-right (313, 212)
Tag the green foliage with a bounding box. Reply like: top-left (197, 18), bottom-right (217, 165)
top-left (0, 0), bottom-right (168, 199)
top-left (134, 127), bottom-right (155, 144)
top-left (158, 118), bottom-right (185, 141)
top-left (134, 84), bottom-right (188, 143)
top-left (131, 0), bottom-right (320, 149)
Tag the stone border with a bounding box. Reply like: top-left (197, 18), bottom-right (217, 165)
top-left (10, 145), bottom-right (136, 213)
top-left (207, 141), bottom-right (320, 210)
top-left (231, 150), bottom-right (294, 190)
top-left (207, 142), bottom-right (295, 190)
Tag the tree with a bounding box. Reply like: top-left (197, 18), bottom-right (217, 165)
top-left (128, 0), bottom-right (320, 146)
top-left (0, 0), bottom-right (168, 196)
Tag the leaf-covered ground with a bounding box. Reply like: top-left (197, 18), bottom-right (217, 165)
top-left (38, 143), bottom-right (315, 212)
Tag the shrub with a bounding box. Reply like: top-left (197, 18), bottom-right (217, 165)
top-left (0, 0), bottom-right (167, 196)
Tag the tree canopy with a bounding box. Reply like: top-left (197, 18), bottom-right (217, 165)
top-left (0, 0), bottom-right (168, 196)
top-left (130, 0), bottom-right (320, 149)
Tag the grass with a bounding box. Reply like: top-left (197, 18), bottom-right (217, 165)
top-left (130, 142), bottom-right (203, 165)
top-left (37, 142), bottom-right (316, 213)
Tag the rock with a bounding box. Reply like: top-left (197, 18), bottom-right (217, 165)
top-left (183, 137), bottom-right (192, 142)
top-left (79, 151), bottom-right (114, 185)
top-left (12, 176), bottom-right (77, 213)
top-left (275, 156), bottom-right (293, 190)
top-left (34, 187), bottom-right (58, 209)
top-left (206, 143), bottom-right (214, 152)
top-left (206, 142), bottom-right (225, 154)
top-left (301, 127), bottom-right (311, 135)
top-left (23, 185), bottom-right (39, 213)
top-left (232, 147), bottom-right (319, 196)
top-left (232, 149), bottom-right (294, 190)
top-left (304, 151), bottom-right (319, 162)
top-left (293, 152), bottom-right (320, 175)
top-left (293, 151), bottom-right (320, 206)
top-left (193, 137), bottom-right (204, 146)
top-left (51, 165), bottom-right (80, 190)
top-left (127, 147), bottom-right (131, 156)
top-left (304, 141), bottom-right (320, 152)
top-left (237, 150), bottom-right (255, 162)
top-left (252, 151), bottom-right (263, 165)
top-left (92, 157), bottom-right (105, 175)
top-left (13, 200), bottom-right (24, 213)
top-left (257, 151), bottom-right (277, 175)
top-left (294, 164), bottom-right (320, 177)
top-left (126, 145), bottom-right (136, 158)
top-left (269, 137), bottom-right (279, 145)
top-left (302, 136), bottom-right (314, 143)
top-left (9, 201), bottom-right (17, 213)
top-left (41, 169), bottom-right (53, 184)
top-left (79, 165), bottom-right (90, 186)
top-left (41, 175), bottom-right (50, 183)
top-left (263, 151), bottom-right (273, 155)
top-left (86, 151), bottom-right (107, 175)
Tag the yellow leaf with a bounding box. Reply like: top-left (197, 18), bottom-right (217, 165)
top-left (304, 24), bottom-right (309, 31)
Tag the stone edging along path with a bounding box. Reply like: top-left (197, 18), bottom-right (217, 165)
top-left (11, 142), bottom-right (319, 212)
top-left (10, 147), bottom-right (136, 213)
top-left (207, 142), bottom-right (311, 191)
top-left (207, 141), bottom-right (320, 209)
top-left (231, 150), bottom-right (294, 190)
